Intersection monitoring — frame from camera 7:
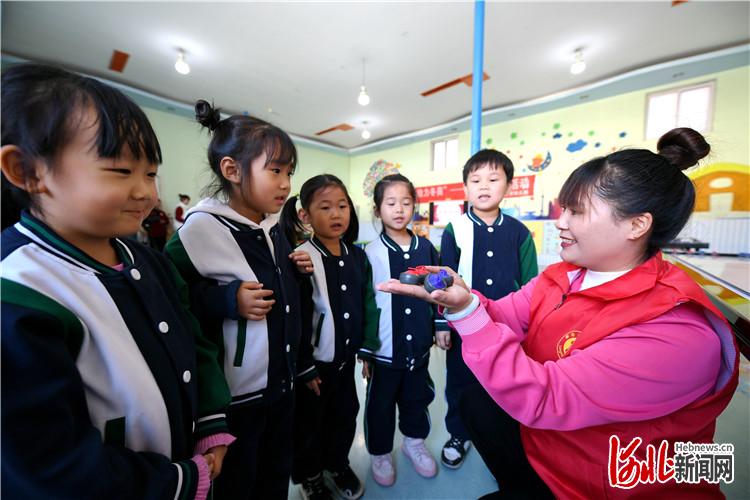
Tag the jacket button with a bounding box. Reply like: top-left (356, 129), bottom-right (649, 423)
top-left (339, 260), bottom-right (345, 267)
top-left (404, 253), bottom-right (410, 259)
top-left (487, 227), bottom-right (494, 233)
top-left (406, 334), bottom-right (413, 341)
top-left (486, 278), bottom-right (493, 285)
top-left (487, 250), bottom-right (494, 257)
top-left (158, 321), bottom-right (169, 333)
top-left (130, 269), bottom-right (141, 280)
top-left (256, 235), bottom-right (263, 241)
top-left (285, 305), bottom-right (290, 314)
top-left (409, 366), bottom-right (414, 371)
top-left (343, 312), bottom-right (350, 319)
top-left (405, 308), bottom-right (411, 315)
top-left (345, 338), bottom-right (350, 345)
top-left (183, 370), bottom-right (191, 383)
top-left (341, 284), bottom-right (347, 291)
top-left (286, 344), bottom-right (291, 353)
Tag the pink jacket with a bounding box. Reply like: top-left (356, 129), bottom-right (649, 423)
top-left (449, 276), bottom-right (723, 430)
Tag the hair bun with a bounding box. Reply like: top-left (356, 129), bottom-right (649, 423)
top-left (195, 99), bottom-right (221, 131)
top-left (656, 127), bottom-right (710, 170)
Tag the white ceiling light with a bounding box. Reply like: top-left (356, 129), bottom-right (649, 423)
top-left (174, 49), bottom-right (190, 75)
top-left (357, 58), bottom-right (370, 106)
top-left (570, 48), bottom-right (586, 75)
top-left (361, 121), bottom-right (371, 139)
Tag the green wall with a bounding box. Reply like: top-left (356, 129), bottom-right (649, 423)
top-left (348, 66), bottom-right (749, 222)
top-left (146, 65), bottom-right (748, 224)
top-left (143, 107), bottom-right (349, 217)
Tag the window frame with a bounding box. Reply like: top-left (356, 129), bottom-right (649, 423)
top-left (431, 135), bottom-right (459, 171)
top-left (644, 80), bottom-right (715, 140)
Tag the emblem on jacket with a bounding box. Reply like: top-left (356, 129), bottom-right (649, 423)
top-left (556, 330), bottom-right (580, 358)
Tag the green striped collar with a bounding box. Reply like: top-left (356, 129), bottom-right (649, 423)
top-left (467, 206), bottom-right (504, 227)
top-left (19, 211), bottom-right (133, 274)
top-left (309, 236), bottom-right (349, 258)
top-left (380, 229), bottom-right (418, 254)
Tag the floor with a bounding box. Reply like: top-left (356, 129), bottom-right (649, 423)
top-left (288, 347), bottom-right (750, 499)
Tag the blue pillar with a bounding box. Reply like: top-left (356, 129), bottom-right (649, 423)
top-left (471, 0), bottom-right (486, 154)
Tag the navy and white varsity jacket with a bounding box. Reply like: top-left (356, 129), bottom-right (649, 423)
top-left (364, 231), bottom-right (440, 370)
top-left (440, 207), bottom-right (538, 300)
top-left (165, 198), bottom-right (302, 408)
top-left (1, 212), bottom-right (231, 500)
top-left (295, 237), bottom-right (380, 382)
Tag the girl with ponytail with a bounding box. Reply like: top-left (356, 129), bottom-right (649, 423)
top-left (165, 100), bottom-right (313, 499)
top-left (280, 174), bottom-right (377, 499)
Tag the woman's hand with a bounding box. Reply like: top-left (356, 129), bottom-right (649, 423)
top-left (376, 266), bottom-right (474, 314)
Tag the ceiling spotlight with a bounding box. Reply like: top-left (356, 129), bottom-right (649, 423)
top-left (174, 49), bottom-right (190, 75)
top-left (361, 121), bottom-right (371, 139)
top-left (570, 48), bottom-right (586, 75)
top-left (357, 58), bottom-right (370, 106)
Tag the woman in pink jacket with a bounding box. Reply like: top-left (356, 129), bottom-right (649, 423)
top-left (379, 127), bottom-right (739, 499)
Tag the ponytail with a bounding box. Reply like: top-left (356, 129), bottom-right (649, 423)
top-left (280, 194), bottom-right (306, 248)
top-left (342, 195), bottom-right (359, 246)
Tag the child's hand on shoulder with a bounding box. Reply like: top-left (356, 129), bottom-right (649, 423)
top-left (435, 330), bottom-right (452, 350)
top-left (289, 250), bottom-right (314, 274)
top-left (306, 376), bottom-right (322, 396)
top-left (237, 281), bottom-right (275, 320)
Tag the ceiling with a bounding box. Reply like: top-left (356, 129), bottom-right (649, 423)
top-left (2, 1), bottom-right (749, 150)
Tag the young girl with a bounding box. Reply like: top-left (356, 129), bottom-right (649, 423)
top-left (1, 64), bottom-right (232, 499)
top-left (380, 128), bottom-right (739, 499)
top-left (165, 100), bottom-right (313, 499)
top-left (280, 174), bottom-right (379, 500)
top-left (363, 174), bottom-right (441, 486)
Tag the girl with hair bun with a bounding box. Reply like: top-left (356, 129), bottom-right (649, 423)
top-left (379, 128), bottom-right (739, 499)
top-left (165, 100), bottom-right (313, 499)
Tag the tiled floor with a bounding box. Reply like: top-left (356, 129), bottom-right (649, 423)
top-left (288, 348), bottom-right (750, 499)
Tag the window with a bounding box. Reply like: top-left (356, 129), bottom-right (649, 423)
top-left (432, 137), bottom-right (459, 171)
top-left (645, 81), bottom-right (714, 139)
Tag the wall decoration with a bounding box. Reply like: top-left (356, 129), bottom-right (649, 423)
top-left (415, 183), bottom-right (466, 203)
top-left (566, 139), bottom-right (588, 152)
top-left (528, 151), bottom-right (552, 172)
top-left (507, 175), bottom-right (535, 198)
top-left (688, 163), bottom-right (750, 213)
top-left (363, 159), bottom-right (400, 197)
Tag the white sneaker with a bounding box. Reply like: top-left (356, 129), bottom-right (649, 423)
top-left (401, 437), bottom-right (437, 478)
top-left (370, 453), bottom-right (395, 486)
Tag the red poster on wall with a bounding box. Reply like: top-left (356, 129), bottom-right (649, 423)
top-left (506, 175), bottom-right (535, 198)
top-left (416, 175), bottom-right (535, 202)
top-left (415, 183), bottom-right (465, 203)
